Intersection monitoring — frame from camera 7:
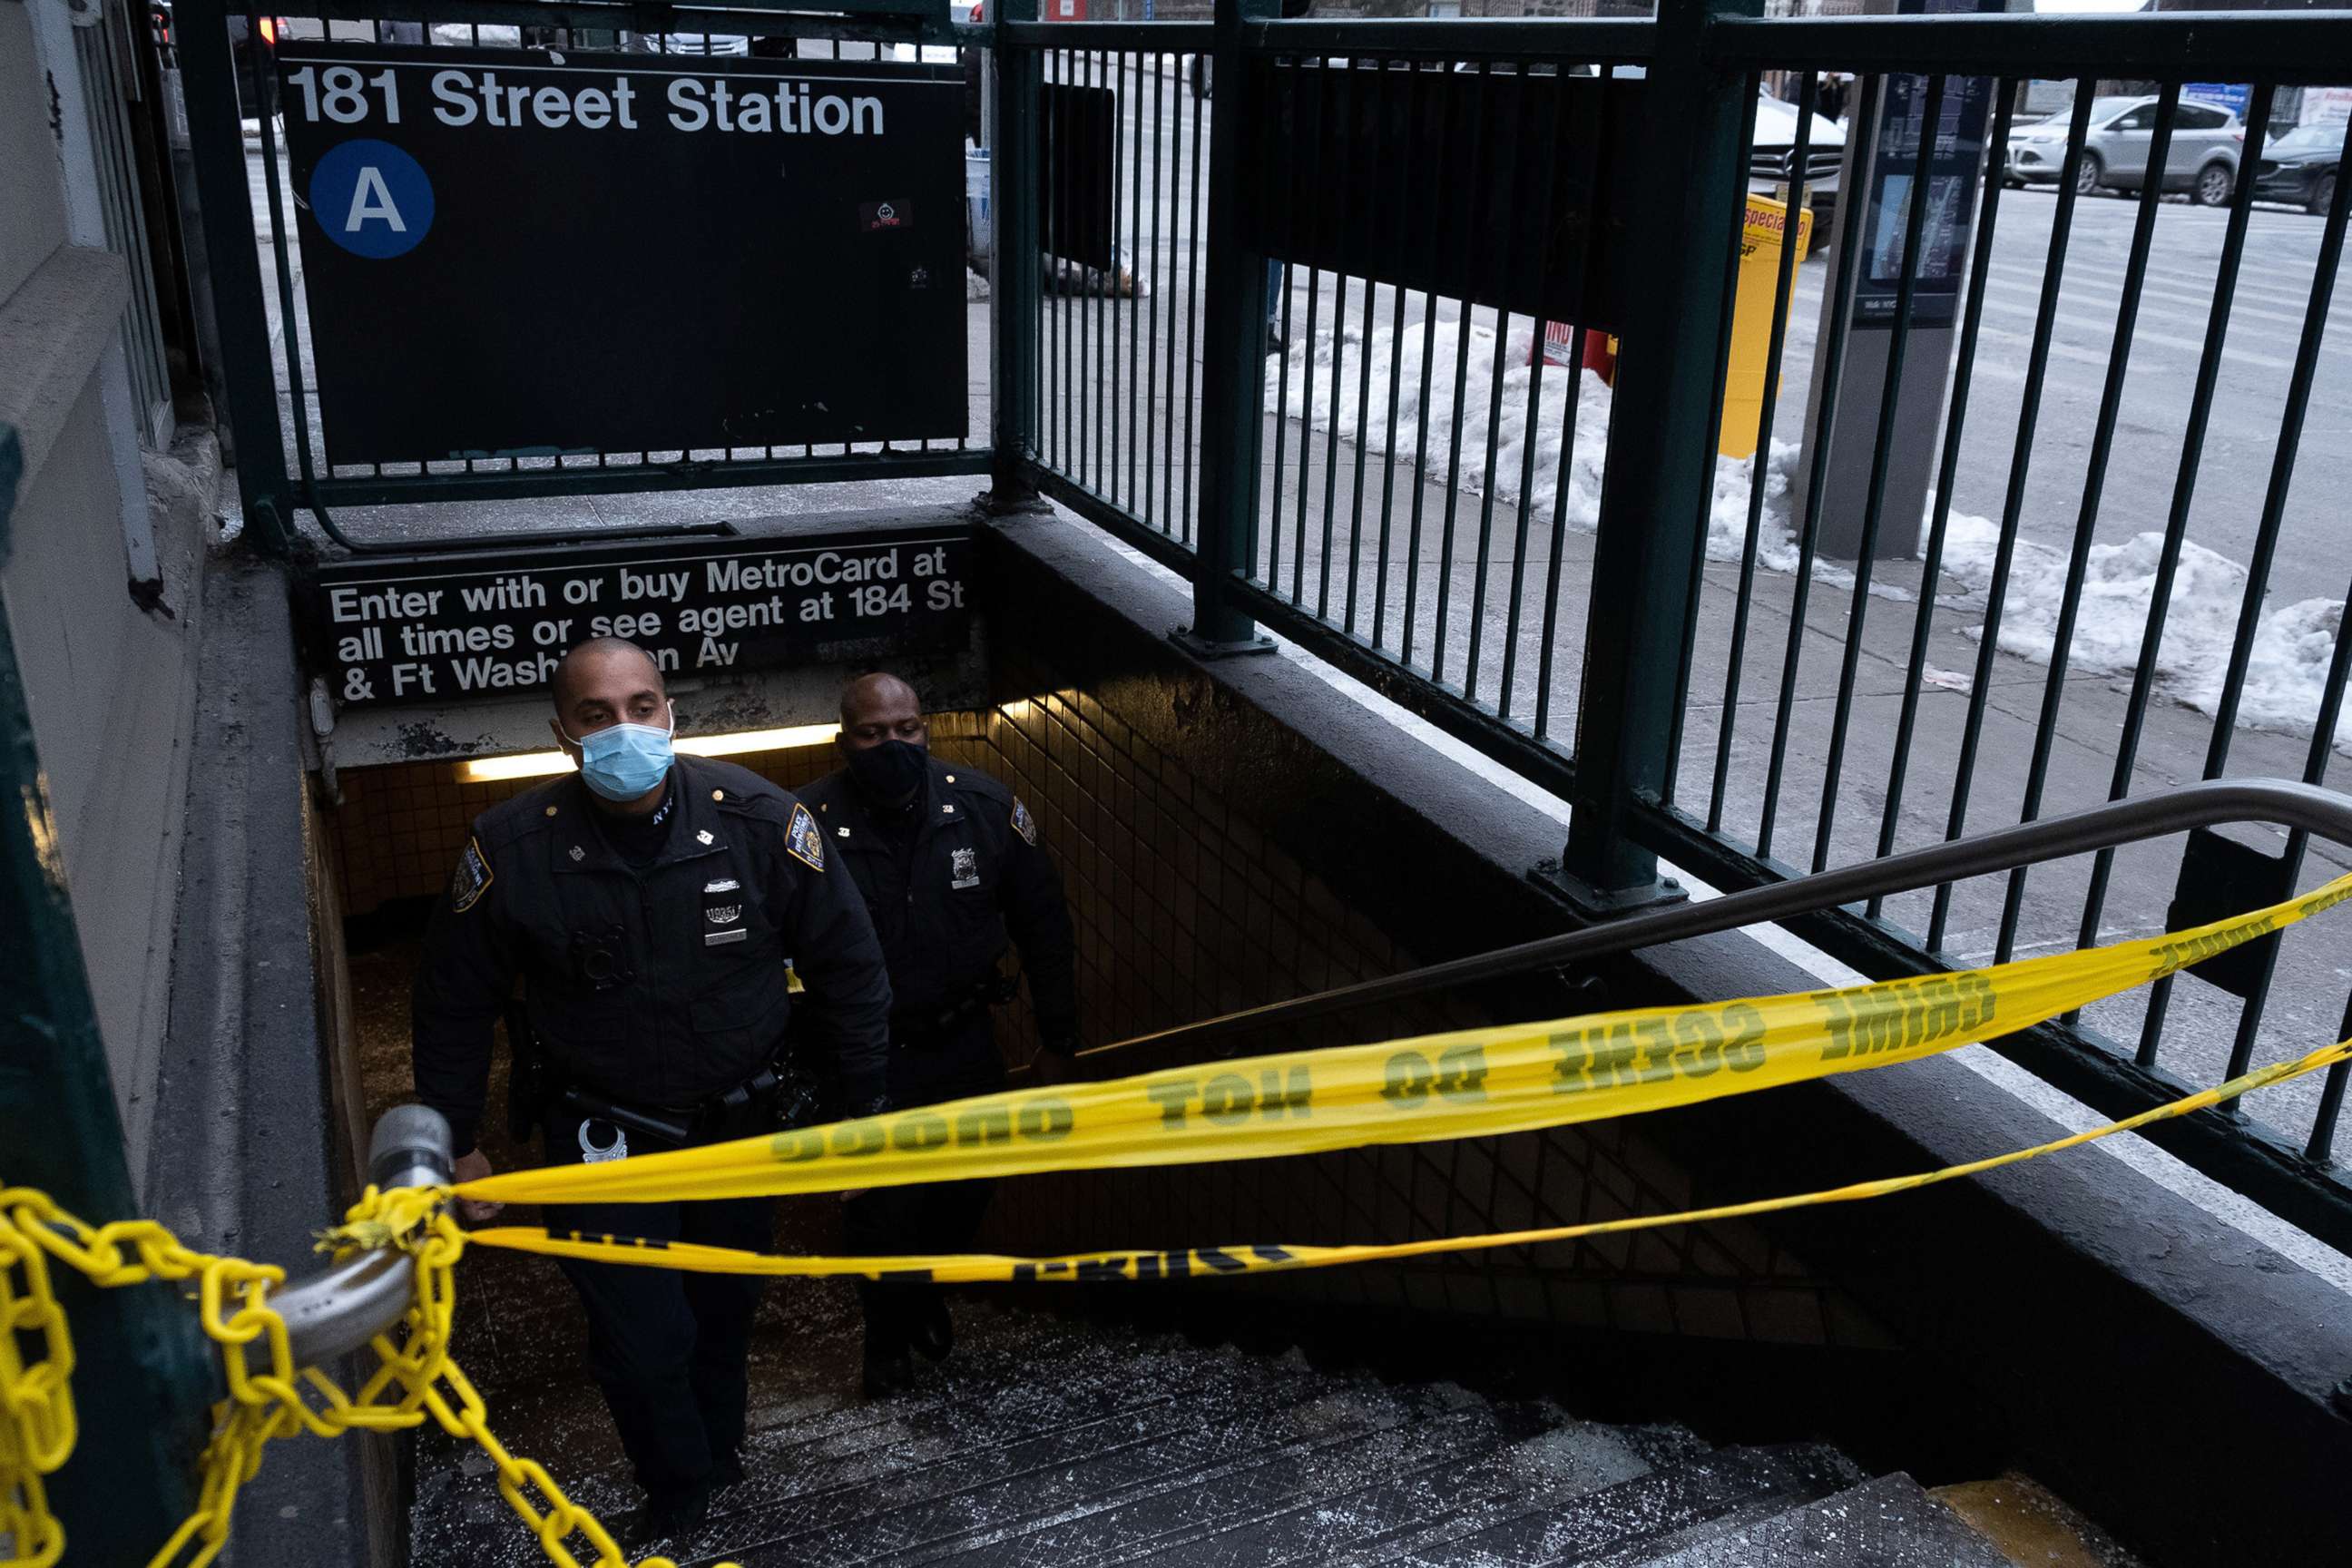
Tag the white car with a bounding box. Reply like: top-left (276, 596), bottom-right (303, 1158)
top-left (1749, 88), bottom-right (1848, 246)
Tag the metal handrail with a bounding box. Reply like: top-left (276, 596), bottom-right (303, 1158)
top-left (277, 1105), bottom-right (453, 1367)
top-left (1083, 779), bottom-right (2352, 1063)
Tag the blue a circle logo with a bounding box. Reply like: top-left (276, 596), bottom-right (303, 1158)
top-left (309, 140), bottom-right (434, 260)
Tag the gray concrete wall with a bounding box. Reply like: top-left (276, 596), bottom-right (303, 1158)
top-left (2, 0), bottom-right (211, 1185)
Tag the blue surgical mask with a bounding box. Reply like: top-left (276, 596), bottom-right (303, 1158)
top-left (563, 703), bottom-right (676, 801)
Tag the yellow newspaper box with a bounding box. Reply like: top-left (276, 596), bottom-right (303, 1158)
top-left (1719, 193), bottom-right (1812, 462)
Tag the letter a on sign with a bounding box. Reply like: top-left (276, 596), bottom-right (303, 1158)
top-left (346, 166), bottom-right (408, 234)
top-left (307, 138), bottom-right (435, 260)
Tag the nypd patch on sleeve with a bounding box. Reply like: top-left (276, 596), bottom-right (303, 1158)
top-left (786, 802), bottom-right (827, 871)
top-left (449, 836), bottom-right (494, 913)
top-left (1011, 798), bottom-right (1038, 848)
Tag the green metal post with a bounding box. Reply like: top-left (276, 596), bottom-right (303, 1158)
top-left (171, 0), bottom-right (298, 555)
top-left (985, 0), bottom-right (1047, 513)
top-left (0, 427), bottom-right (211, 1560)
top-left (1557, 0), bottom-right (1757, 908)
top-left (1176, 0), bottom-right (1275, 656)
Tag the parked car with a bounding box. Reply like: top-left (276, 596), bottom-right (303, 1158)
top-left (2254, 122), bottom-right (2342, 216)
top-left (1749, 87), bottom-right (1847, 250)
top-left (2004, 94), bottom-right (2244, 205)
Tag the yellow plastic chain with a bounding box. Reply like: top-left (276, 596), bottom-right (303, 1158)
top-left (0, 1185), bottom-right (730, 1568)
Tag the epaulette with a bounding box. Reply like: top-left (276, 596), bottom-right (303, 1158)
top-left (472, 777), bottom-right (569, 855)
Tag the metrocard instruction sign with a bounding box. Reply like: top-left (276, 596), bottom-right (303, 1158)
top-left (307, 529), bottom-right (973, 709)
top-left (276, 44), bottom-right (967, 464)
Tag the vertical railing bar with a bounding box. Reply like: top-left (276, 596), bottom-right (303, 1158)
top-left (1268, 62), bottom-right (1298, 593)
top-left (1810, 72), bottom-right (1948, 875)
top-left (2190, 119), bottom-right (2352, 1093)
top-left (2232, 552), bottom-right (2352, 1111)
top-left (2196, 112), bottom-right (2352, 785)
top-left (1181, 45), bottom-right (1205, 548)
top-left (1401, 64), bottom-right (1453, 673)
top-left (2309, 990), bottom-right (2352, 1164)
top-left (250, 9), bottom-right (326, 530)
top-left (1498, 62), bottom-right (1573, 721)
top-left (1990, 83), bottom-right (2179, 960)
top-left (1040, 44), bottom-right (1057, 476)
top-left (1661, 65), bottom-right (1763, 805)
top-left (1755, 72), bottom-right (1883, 862)
top-left (1869, 83), bottom-right (2018, 920)
top-left (1091, 45), bottom-right (1107, 495)
top-left (1315, 60), bottom-right (1356, 623)
top-left (1707, 70), bottom-right (1818, 833)
top-left (1433, 61), bottom-right (1494, 688)
top-left (1926, 83), bottom-right (2098, 952)
top-left (1534, 63), bottom-right (1616, 743)
top-left (2066, 82), bottom-right (2274, 956)
top-left (1464, 60), bottom-right (1531, 705)
top-left (1073, 47), bottom-right (1089, 484)
top-left (1371, 54), bottom-right (1420, 654)
top-left (1343, 64), bottom-right (1381, 639)
top-left (1129, 50), bottom-right (1144, 513)
top-left (1105, 47), bottom-right (1123, 503)
top-left (1058, 49), bottom-right (1077, 479)
top-left (1291, 68), bottom-right (1325, 608)
top-left (1148, 48), bottom-right (1166, 533)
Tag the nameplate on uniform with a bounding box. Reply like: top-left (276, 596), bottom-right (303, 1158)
top-left (705, 929), bottom-right (750, 946)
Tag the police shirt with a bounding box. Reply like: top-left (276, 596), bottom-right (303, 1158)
top-left (798, 755), bottom-right (1078, 1046)
top-left (412, 754), bottom-right (893, 1152)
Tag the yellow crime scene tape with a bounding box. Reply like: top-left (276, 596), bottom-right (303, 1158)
top-left (5, 868), bottom-right (2347, 1568)
top-left (466, 1036), bottom-right (2352, 1283)
top-left (455, 870), bottom-right (2352, 1210)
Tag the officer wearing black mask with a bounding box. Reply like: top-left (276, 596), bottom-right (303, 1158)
top-left (412, 638), bottom-right (894, 1544)
top-left (798, 672), bottom-right (1080, 1395)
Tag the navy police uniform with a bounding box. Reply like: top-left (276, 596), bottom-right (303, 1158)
top-left (797, 754), bottom-right (1077, 1348)
top-left (412, 753), bottom-right (892, 1504)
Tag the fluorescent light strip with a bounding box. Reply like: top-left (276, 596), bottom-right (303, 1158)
top-left (456, 722), bottom-right (841, 784)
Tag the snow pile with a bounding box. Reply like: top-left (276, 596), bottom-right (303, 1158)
top-left (1264, 311), bottom-right (1810, 573)
top-left (1936, 509), bottom-right (2352, 753)
top-left (1267, 299), bottom-right (2352, 754)
top-left (2208, 596), bottom-right (2347, 750)
top-left (1936, 513), bottom-right (2250, 678)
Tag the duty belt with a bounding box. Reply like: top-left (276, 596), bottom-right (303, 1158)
top-left (894, 965), bottom-right (1021, 1048)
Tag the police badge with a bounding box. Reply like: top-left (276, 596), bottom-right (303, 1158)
top-left (786, 801), bottom-right (827, 871)
top-left (951, 846), bottom-right (981, 889)
top-left (449, 836), bottom-right (494, 913)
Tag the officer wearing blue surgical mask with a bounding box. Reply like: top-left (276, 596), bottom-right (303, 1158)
top-left (410, 636), bottom-right (893, 1546)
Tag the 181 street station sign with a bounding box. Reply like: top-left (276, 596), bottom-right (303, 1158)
top-left (276, 44), bottom-right (968, 465)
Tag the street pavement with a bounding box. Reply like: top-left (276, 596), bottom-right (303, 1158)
top-left (241, 55), bottom-right (2352, 1154)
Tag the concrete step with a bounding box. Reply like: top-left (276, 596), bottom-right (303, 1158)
top-left (1374, 1443), bottom-right (1867, 1568)
top-left (1633, 1473), bottom-right (2016, 1568)
top-left (694, 1310), bottom-right (1421, 1564)
top-left (1110, 1416), bottom-right (1661, 1568)
top-left (955, 1393), bottom-right (1565, 1568)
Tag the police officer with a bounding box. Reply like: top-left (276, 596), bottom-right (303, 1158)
top-left (412, 638), bottom-right (892, 1543)
top-left (799, 671), bottom-right (1079, 1395)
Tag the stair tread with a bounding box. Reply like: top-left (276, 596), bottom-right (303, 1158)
top-left (1110, 1418), bottom-right (1659, 1568)
top-left (1377, 1443), bottom-right (1866, 1568)
top-left (699, 1346), bottom-right (1450, 1564)
top-left (1636, 1473), bottom-right (2015, 1568)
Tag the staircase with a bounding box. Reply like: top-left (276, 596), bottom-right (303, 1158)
top-left (409, 1292), bottom-right (2034, 1568)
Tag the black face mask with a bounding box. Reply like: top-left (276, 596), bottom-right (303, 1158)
top-left (847, 739), bottom-right (927, 807)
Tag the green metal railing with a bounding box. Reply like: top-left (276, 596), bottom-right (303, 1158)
top-left (988, 0), bottom-right (2352, 1250)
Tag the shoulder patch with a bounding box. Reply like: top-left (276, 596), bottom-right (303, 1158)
top-left (1011, 798), bottom-right (1038, 848)
top-left (786, 802), bottom-right (828, 871)
top-left (449, 836), bottom-right (494, 913)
